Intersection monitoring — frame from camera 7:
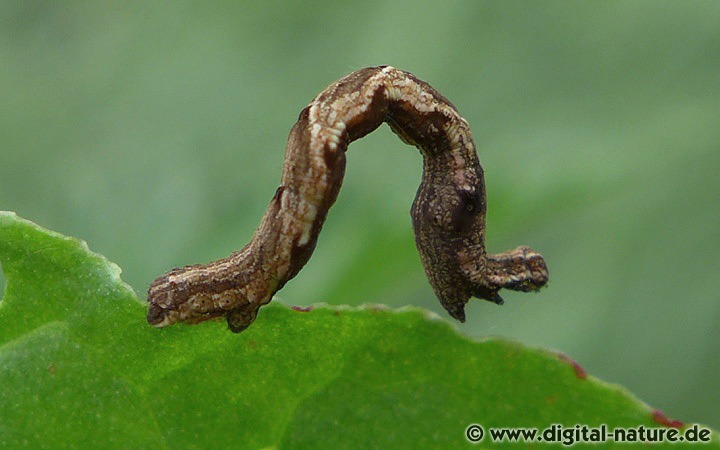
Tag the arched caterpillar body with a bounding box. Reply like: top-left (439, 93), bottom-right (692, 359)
top-left (147, 66), bottom-right (548, 332)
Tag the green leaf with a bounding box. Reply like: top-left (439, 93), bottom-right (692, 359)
top-left (0, 211), bottom-right (717, 449)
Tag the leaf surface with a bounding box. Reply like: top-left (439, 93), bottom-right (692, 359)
top-left (0, 212), bottom-right (716, 449)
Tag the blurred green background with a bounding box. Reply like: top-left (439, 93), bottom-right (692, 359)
top-left (1, 0), bottom-right (718, 429)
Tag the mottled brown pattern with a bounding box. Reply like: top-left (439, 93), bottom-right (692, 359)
top-left (147, 66), bottom-right (548, 332)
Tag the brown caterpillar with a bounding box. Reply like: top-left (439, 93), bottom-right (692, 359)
top-left (147, 66), bottom-right (548, 332)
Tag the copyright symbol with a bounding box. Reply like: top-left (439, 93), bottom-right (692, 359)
top-left (466, 424), bottom-right (484, 443)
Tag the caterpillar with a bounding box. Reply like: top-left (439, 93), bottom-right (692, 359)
top-left (147, 66), bottom-right (548, 332)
